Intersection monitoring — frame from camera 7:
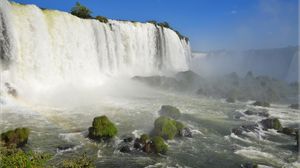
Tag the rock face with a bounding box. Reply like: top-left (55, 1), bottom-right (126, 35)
top-left (1, 128), bottom-right (30, 147)
top-left (159, 105), bottom-right (181, 120)
top-left (150, 136), bottom-right (168, 154)
top-left (260, 118), bottom-right (282, 130)
top-left (252, 101), bottom-right (270, 107)
top-left (153, 116), bottom-right (184, 140)
top-left (88, 116), bottom-right (118, 141)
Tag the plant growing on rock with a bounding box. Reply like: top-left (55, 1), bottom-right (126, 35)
top-left (151, 136), bottom-right (168, 154)
top-left (71, 2), bottom-right (92, 19)
top-left (260, 118), bottom-right (282, 131)
top-left (95, 16), bottom-right (108, 23)
top-left (61, 153), bottom-right (95, 168)
top-left (153, 116), bottom-right (185, 140)
top-left (88, 115), bottom-right (118, 141)
top-left (1, 128), bottom-right (30, 148)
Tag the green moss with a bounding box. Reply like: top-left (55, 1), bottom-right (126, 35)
top-left (61, 153), bottom-right (95, 168)
top-left (0, 146), bottom-right (51, 168)
top-left (88, 116), bottom-right (118, 141)
top-left (140, 134), bottom-right (149, 144)
top-left (151, 136), bottom-right (168, 154)
top-left (95, 16), bottom-right (108, 23)
top-left (1, 128), bottom-right (30, 148)
top-left (154, 116), bottom-right (185, 140)
top-left (159, 105), bottom-right (181, 119)
top-left (70, 2), bottom-right (92, 19)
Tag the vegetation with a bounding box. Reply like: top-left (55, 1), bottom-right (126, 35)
top-left (88, 115), bottom-right (118, 141)
top-left (0, 146), bottom-right (51, 168)
top-left (71, 2), bottom-right (92, 19)
top-left (1, 128), bottom-right (30, 148)
top-left (95, 16), bottom-right (108, 23)
top-left (260, 118), bottom-right (282, 131)
top-left (159, 105), bottom-right (181, 119)
top-left (151, 136), bottom-right (168, 154)
top-left (60, 153), bottom-right (95, 168)
top-left (153, 116), bottom-right (184, 140)
top-left (140, 134), bottom-right (150, 144)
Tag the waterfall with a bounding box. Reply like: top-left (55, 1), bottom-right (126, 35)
top-left (0, 0), bottom-right (191, 93)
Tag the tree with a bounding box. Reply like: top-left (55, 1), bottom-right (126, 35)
top-left (71, 2), bottom-right (92, 19)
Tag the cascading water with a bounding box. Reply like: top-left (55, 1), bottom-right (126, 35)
top-left (0, 0), bottom-right (191, 97)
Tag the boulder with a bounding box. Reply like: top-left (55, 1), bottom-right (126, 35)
top-left (88, 116), bottom-right (118, 141)
top-left (153, 116), bottom-right (184, 140)
top-left (151, 136), bottom-right (168, 154)
top-left (260, 118), bottom-right (282, 131)
top-left (1, 128), bottom-right (30, 148)
top-left (179, 127), bottom-right (193, 138)
top-left (57, 144), bottom-right (76, 151)
top-left (252, 101), bottom-right (270, 107)
top-left (120, 145), bottom-right (131, 153)
top-left (159, 105), bottom-right (181, 120)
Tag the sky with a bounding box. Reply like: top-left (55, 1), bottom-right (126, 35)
top-left (12, 0), bottom-right (299, 51)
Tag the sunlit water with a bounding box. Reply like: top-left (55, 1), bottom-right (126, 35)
top-left (1, 80), bottom-right (299, 168)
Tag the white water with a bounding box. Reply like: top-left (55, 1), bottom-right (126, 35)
top-left (0, 0), bottom-right (191, 97)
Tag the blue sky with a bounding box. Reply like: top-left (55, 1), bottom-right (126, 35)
top-left (13, 0), bottom-right (298, 51)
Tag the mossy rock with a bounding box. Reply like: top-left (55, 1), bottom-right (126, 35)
top-left (260, 118), bottom-right (282, 131)
top-left (252, 101), bottom-right (270, 107)
top-left (151, 136), bottom-right (168, 154)
top-left (280, 127), bottom-right (295, 135)
top-left (1, 128), bottom-right (30, 148)
top-left (88, 116), bottom-right (117, 141)
top-left (159, 105), bottom-right (181, 119)
top-left (153, 116), bottom-right (184, 140)
top-left (140, 134), bottom-right (150, 144)
top-left (95, 16), bottom-right (108, 23)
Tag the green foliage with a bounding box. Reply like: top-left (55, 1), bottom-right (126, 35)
top-left (0, 146), bottom-right (51, 168)
top-left (147, 20), bottom-right (157, 25)
top-left (88, 115), bottom-right (118, 140)
top-left (95, 16), bottom-right (108, 23)
top-left (159, 105), bottom-right (181, 119)
top-left (157, 22), bottom-right (170, 28)
top-left (154, 116), bottom-right (185, 140)
top-left (1, 128), bottom-right (30, 147)
top-left (61, 153), bottom-right (95, 168)
top-left (71, 2), bottom-right (92, 19)
top-left (151, 136), bottom-right (168, 154)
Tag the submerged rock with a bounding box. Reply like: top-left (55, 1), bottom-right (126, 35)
top-left (244, 110), bottom-right (269, 117)
top-left (289, 103), bottom-right (299, 109)
top-left (240, 163), bottom-right (258, 168)
top-left (120, 145), bottom-right (131, 153)
top-left (159, 105), bottom-right (181, 120)
top-left (179, 127), bottom-right (193, 138)
top-left (260, 118), bottom-right (282, 131)
top-left (88, 115), bottom-right (118, 141)
top-left (57, 144), bottom-right (76, 151)
top-left (279, 127), bottom-right (296, 136)
top-left (123, 137), bottom-right (133, 143)
top-left (231, 124), bottom-right (259, 136)
top-left (1, 127), bottom-right (30, 148)
top-left (226, 97), bottom-right (235, 103)
top-left (252, 101), bottom-right (270, 107)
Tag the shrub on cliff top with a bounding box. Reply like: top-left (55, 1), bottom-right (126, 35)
top-left (71, 2), bottom-right (92, 19)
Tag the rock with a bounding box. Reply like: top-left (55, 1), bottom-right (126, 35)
top-left (290, 103), bottom-right (299, 109)
top-left (120, 145), bottom-right (131, 153)
top-left (252, 101), bottom-right (270, 107)
top-left (296, 130), bottom-right (299, 150)
top-left (280, 127), bottom-right (295, 136)
top-left (88, 115), bottom-right (118, 141)
top-left (123, 137), bottom-right (133, 143)
top-left (240, 162), bottom-right (258, 168)
top-left (133, 139), bottom-right (142, 150)
top-left (159, 105), bottom-right (181, 119)
top-left (226, 97), bottom-right (235, 103)
top-left (140, 134), bottom-right (149, 144)
top-left (1, 127), bottom-right (30, 148)
top-left (5, 83), bottom-right (17, 97)
top-left (232, 124), bottom-right (259, 135)
top-left (151, 136), bottom-right (168, 154)
top-left (153, 116), bottom-right (184, 140)
top-left (244, 110), bottom-right (269, 117)
top-left (57, 144), bottom-right (75, 151)
top-left (260, 118), bottom-right (282, 131)
top-left (179, 127), bottom-right (192, 138)
top-left (142, 142), bottom-right (152, 153)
